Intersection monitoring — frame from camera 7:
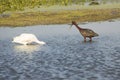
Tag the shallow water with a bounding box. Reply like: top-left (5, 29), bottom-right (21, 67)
top-left (0, 21), bottom-right (120, 80)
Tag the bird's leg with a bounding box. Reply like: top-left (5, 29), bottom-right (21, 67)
top-left (89, 37), bottom-right (92, 42)
top-left (84, 37), bottom-right (86, 42)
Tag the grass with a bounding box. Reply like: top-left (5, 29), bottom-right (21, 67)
top-left (0, 3), bottom-right (120, 27)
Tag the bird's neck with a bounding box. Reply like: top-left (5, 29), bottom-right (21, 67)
top-left (74, 24), bottom-right (82, 30)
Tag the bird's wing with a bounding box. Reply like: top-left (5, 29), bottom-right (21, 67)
top-left (83, 29), bottom-right (98, 37)
top-left (86, 29), bottom-right (95, 34)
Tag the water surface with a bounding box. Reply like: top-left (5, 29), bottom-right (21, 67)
top-left (0, 21), bottom-right (120, 80)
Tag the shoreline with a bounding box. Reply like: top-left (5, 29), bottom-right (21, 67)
top-left (0, 4), bottom-right (120, 27)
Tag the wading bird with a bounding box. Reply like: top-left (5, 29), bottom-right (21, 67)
top-left (70, 21), bottom-right (99, 42)
top-left (12, 33), bottom-right (45, 45)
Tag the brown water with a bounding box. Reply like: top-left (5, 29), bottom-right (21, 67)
top-left (0, 20), bottom-right (120, 80)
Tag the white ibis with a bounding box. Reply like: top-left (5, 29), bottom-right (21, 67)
top-left (12, 33), bottom-right (45, 45)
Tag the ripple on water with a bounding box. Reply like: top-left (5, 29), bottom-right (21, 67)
top-left (0, 21), bottom-right (120, 80)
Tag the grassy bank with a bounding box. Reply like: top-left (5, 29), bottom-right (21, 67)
top-left (0, 4), bottom-right (120, 27)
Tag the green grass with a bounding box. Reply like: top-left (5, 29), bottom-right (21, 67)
top-left (0, 3), bottom-right (120, 27)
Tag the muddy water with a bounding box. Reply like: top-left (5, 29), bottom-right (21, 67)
top-left (0, 20), bottom-right (120, 80)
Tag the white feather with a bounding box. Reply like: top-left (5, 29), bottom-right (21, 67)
top-left (12, 33), bottom-right (45, 45)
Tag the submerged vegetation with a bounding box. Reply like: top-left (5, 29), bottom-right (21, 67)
top-left (0, 0), bottom-right (120, 27)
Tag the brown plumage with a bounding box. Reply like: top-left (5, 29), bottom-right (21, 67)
top-left (71, 21), bottom-right (99, 42)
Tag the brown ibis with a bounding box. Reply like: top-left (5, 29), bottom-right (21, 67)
top-left (70, 21), bottom-right (99, 42)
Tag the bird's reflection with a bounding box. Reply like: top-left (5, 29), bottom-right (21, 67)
top-left (13, 44), bottom-right (41, 53)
